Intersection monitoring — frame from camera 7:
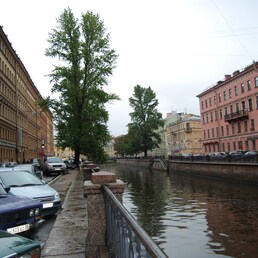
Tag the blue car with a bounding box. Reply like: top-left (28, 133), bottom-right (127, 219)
top-left (0, 170), bottom-right (62, 217)
top-left (0, 183), bottom-right (42, 234)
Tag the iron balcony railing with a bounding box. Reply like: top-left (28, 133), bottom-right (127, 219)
top-left (102, 185), bottom-right (168, 258)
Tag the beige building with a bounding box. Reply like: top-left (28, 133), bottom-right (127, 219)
top-left (166, 112), bottom-right (202, 156)
top-left (0, 26), bottom-right (54, 162)
top-left (104, 137), bottom-right (116, 158)
top-left (54, 146), bottom-right (74, 160)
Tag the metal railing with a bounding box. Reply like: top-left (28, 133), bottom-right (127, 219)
top-left (102, 185), bottom-right (168, 258)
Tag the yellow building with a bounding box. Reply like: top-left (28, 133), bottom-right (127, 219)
top-left (166, 112), bottom-right (202, 156)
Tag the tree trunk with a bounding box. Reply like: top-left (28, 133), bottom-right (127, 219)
top-left (74, 149), bottom-right (80, 167)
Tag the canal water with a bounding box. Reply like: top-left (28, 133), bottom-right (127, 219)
top-left (100, 163), bottom-right (258, 258)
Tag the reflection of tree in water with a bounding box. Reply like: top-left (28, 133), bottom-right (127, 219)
top-left (102, 163), bottom-right (169, 243)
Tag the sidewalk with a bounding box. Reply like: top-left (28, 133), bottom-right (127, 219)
top-left (41, 169), bottom-right (88, 257)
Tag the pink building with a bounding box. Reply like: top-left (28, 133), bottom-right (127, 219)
top-left (197, 62), bottom-right (258, 154)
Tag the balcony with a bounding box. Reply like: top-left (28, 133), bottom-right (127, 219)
top-left (184, 128), bottom-right (192, 133)
top-left (224, 110), bottom-right (248, 123)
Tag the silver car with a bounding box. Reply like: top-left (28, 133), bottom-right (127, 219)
top-left (42, 157), bottom-right (67, 176)
top-left (0, 170), bottom-right (62, 217)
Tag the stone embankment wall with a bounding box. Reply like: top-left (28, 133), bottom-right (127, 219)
top-left (116, 158), bottom-right (167, 170)
top-left (116, 159), bottom-right (258, 185)
top-left (169, 161), bottom-right (258, 185)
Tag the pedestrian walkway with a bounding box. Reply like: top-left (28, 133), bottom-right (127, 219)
top-left (41, 169), bottom-right (88, 257)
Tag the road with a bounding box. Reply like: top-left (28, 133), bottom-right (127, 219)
top-left (27, 174), bottom-right (59, 248)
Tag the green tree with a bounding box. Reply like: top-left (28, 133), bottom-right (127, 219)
top-left (43, 8), bottom-right (118, 164)
top-left (128, 85), bottom-right (164, 157)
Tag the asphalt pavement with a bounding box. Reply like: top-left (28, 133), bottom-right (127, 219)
top-left (41, 168), bottom-right (88, 257)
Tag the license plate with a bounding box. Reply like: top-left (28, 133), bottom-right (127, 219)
top-left (7, 224), bottom-right (30, 234)
top-left (43, 202), bottom-right (53, 208)
top-left (55, 168), bottom-right (61, 170)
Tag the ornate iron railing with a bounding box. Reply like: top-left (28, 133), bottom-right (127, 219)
top-left (101, 185), bottom-right (168, 258)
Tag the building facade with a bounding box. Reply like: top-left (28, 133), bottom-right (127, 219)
top-left (197, 62), bottom-right (258, 154)
top-left (0, 26), bottom-right (54, 163)
top-left (166, 112), bottom-right (202, 156)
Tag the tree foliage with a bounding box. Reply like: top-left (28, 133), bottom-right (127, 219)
top-left (42, 8), bottom-right (118, 164)
top-left (128, 85), bottom-right (164, 157)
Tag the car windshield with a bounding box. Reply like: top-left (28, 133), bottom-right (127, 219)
top-left (47, 157), bottom-right (63, 163)
top-left (14, 165), bottom-right (32, 172)
top-left (0, 171), bottom-right (43, 187)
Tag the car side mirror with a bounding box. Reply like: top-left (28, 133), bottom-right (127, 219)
top-left (5, 186), bottom-right (10, 193)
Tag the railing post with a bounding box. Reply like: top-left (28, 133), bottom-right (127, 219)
top-left (84, 171), bottom-right (126, 258)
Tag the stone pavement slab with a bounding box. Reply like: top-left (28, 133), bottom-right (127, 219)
top-left (41, 169), bottom-right (88, 257)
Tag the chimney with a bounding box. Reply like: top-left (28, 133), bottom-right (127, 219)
top-left (225, 74), bottom-right (231, 80)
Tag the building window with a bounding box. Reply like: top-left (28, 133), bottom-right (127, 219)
top-left (210, 111), bottom-right (213, 122)
top-left (227, 142), bottom-right (230, 152)
top-left (235, 86), bottom-right (238, 96)
top-left (215, 110), bottom-right (217, 121)
top-left (207, 129), bottom-right (210, 139)
top-left (209, 98), bottom-right (212, 106)
top-left (245, 141), bottom-right (249, 151)
top-left (256, 96), bottom-right (258, 109)
top-left (226, 124), bottom-right (229, 135)
top-left (221, 126), bottom-right (224, 136)
top-left (241, 83), bottom-right (244, 93)
top-left (252, 140), bottom-right (256, 150)
top-left (219, 109), bottom-right (223, 119)
top-left (224, 106), bottom-right (227, 115)
top-left (206, 114), bottom-right (209, 123)
top-left (201, 101), bottom-right (204, 110)
top-left (205, 100), bottom-right (208, 108)
top-left (219, 94), bottom-right (222, 102)
top-left (236, 103), bottom-right (239, 113)
top-left (229, 89), bottom-right (232, 98)
top-left (212, 128), bottom-right (214, 138)
top-left (238, 141), bottom-right (243, 150)
top-left (244, 121), bottom-right (248, 132)
top-left (255, 77), bottom-right (258, 87)
top-left (242, 101), bottom-right (246, 111)
top-left (237, 122), bottom-right (241, 133)
top-left (223, 91), bottom-right (226, 100)
top-left (214, 96), bottom-right (216, 104)
top-left (203, 130), bottom-right (206, 139)
top-left (222, 143), bottom-right (225, 152)
top-left (248, 98), bottom-right (253, 111)
top-left (216, 127), bottom-right (218, 137)
top-left (232, 124), bottom-right (235, 134)
top-left (230, 105), bottom-right (233, 114)
top-left (202, 115), bottom-right (205, 124)
top-left (251, 119), bottom-right (255, 131)
top-left (247, 80), bottom-right (251, 91)
top-left (233, 142), bottom-right (236, 151)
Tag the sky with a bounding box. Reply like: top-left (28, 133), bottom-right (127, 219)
top-left (1, 0), bottom-right (258, 136)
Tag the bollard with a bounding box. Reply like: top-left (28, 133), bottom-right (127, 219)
top-left (84, 171), bottom-right (126, 258)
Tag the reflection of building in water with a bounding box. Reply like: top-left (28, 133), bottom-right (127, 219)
top-left (206, 190), bottom-right (258, 257)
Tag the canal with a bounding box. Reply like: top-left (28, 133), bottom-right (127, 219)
top-left (100, 163), bottom-right (258, 258)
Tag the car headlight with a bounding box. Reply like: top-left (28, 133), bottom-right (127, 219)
top-left (35, 208), bottom-right (40, 216)
top-left (29, 209), bottom-right (34, 217)
top-left (20, 246), bottom-right (41, 258)
top-left (54, 192), bottom-right (60, 200)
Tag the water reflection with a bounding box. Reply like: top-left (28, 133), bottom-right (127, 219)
top-left (100, 163), bottom-right (258, 258)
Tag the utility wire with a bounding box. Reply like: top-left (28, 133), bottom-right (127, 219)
top-left (211, 0), bottom-right (254, 61)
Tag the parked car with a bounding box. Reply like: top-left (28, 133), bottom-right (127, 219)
top-left (0, 183), bottom-right (42, 234)
top-left (13, 164), bottom-right (43, 179)
top-left (0, 230), bottom-right (41, 257)
top-left (31, 158), bottom-right (43, 169)
top-left (42, 156), bottom-right (67, 176)
top-left (242, 151), bottom-right (258, 162)
top-left (0, 162), bottom-right (18, 168)
top-left (0, 170), bottom-right (62, 217)
top-left (229, 151), bottom-right (246, 161)
top-left (64, 159), bottom-right (76, 169)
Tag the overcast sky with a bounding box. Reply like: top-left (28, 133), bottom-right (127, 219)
top-left (1, 0), bottom-right (258, 136)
